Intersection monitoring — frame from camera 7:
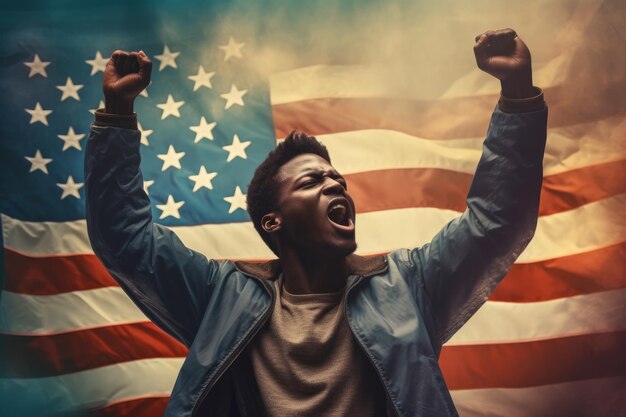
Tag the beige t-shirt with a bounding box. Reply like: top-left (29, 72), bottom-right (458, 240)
top-left (249, 275), bottom-right (387, 417)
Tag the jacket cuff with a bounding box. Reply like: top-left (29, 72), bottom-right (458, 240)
top-left (93, 109), bottom-right (138, 130)
top-left (498, 87), bottom-right (545, 113)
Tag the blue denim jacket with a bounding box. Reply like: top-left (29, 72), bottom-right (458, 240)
top-left (85, 104), bottom-right (547, 417)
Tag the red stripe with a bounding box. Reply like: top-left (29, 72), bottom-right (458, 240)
top-left (0, 322), bottom-right (187, 378)
top-left (88, 397), bottom-right (169, 417)
top-left (451, 377), bottom-right (626, 417)
top-left (345, 159), bottom-right (626, 216)
top-left (492, 241), bottom-right (626, 302)
top-left (4, 242), bottom-right (625, 304)
top-left (273, 95), bottom-right (493, 139)
top-left (6, 327), bottom-right (624, 397)
top-left (3, 249), bottom-right (116, 294)
top-left (4, 161), bottom-right (624, 295)
top-left (440, 330), bottom-right (626, 390)
top-left (271, 83), bottom-right (626, 139)
top-left (540, 159), bottom-right (626, 215)
top-left (348, 168), bottom-right (470, 214)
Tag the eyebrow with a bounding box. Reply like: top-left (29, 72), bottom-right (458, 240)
top-left (295, 168), bottom-right (344, 181)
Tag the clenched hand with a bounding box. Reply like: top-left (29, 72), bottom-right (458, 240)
top-left (473, 29), bottom-right (535, 99)
top-left (103, 50), bottom-right (152, 115)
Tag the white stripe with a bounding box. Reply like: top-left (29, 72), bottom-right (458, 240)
top-left (171, 220), bottom-right (274, 260)
top-left (268, 56), bottom-right (575, 104)
top-left (0, 287), bottom-right (148, 334)
top-left (1, 213), bottom-right (273, 259)
top-left (269, 42), bottom-right (592, 104)
top-left (3, 285), bottom-right (624, 342)
top-left (2, 215), bottom-right (93, 256)
top-left (3, 192), bottom-right (626, 262)
top-left (541, 114), bottom-right (626, 175)
top-left (353, 192), bottom-right (626, 262)
top-left (446, 289), bottom-right (626, 345)
top-left (440, 44), bottom-right (593, 101)
top-left (450, 376), bottom-right (625, 417)
top-left (518, 191), bottom-right (626, 262)
top-left (270, 65), bottom-right (393, 105)
top-left (316, 117), bottom-right (626, 177)
top-left (320, 130), bottom-right (485, 175)
top-left (0, 358), bottom-right (182, 413)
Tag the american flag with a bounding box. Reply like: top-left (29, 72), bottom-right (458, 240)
top-left (1, 1), bottom-right (625, 416)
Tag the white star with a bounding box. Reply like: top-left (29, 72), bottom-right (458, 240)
top-left (156, 195), bottom-right (185, 219)
top-left (224, 186), bottom-right (247, 214)
top-left (157, 145), bottom-right (185, 171)
top-left (154, 45), bottom-right (180, 71)
top-left (156, 94), bottom-right (185, 119)
top-left (143, 179), bottom-right (155, 195)
top-left (189, 166), bottom-right (218, 192)
top-left (25, 149), bottom-right (53, 174)
top-left (220, 84), bottom-right (247, 110)
top-left (89, 100), bottom-right (105, 115)
top-left (222, 134), bottom-right (251, 162)
top-left (57, 126), bottom-right (85, 151)
top-left (219, 37), bottom-right (245, 61)
top-left (188, 66), bottom-right (215, 91)
top-left (85, 51), bottom-right (109, 76)
top-left (56, 175), bottom-right (84, 200)
top-left (56, 77), bottom-right (84, 101)
top-left (138, 122), bottom-right (153, 146)
top-left (189, 117), bottom-right (216, 143)
top-left (24, 54), bottom-right (51, 78)
top-left (25, 102), bottom-right (53, 125)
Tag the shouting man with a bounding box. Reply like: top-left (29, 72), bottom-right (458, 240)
top-left (85, 29), bottom-right (547, 417)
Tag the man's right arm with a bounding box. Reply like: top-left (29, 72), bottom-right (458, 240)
top-left (84, 51), bottom-right (219, 347)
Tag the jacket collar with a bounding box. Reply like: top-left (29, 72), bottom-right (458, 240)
top-left (233, 253), bottom-right (388, 281)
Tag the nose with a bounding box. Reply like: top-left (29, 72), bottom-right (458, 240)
top-left (322, 176), bottom-right (346, 196)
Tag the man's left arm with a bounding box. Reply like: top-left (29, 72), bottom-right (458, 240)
top-left (408, 29), bottom-right (548, 348)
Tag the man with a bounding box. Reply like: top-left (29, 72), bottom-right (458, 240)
top-left (85, 28), bottom-right (547, 417)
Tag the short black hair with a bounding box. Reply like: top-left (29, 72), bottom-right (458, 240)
top-left (247, 131), bottom-right (331, 256)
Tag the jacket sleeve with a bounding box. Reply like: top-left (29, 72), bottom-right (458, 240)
top-left (408, 101), bottom-right (548, 347)
top-left (84, 123), bottom-right (221, 347)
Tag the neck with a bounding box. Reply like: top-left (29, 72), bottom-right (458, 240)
top-left (279, 249), bottom-right (349, 294)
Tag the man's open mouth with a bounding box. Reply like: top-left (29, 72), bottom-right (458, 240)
top-left (327, 198), bottom-right (355, 230)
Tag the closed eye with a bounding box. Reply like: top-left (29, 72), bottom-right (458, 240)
top-left (299, 178), bottom-right (319, 188)
top-left (298, 174), bottom-right (347, 189)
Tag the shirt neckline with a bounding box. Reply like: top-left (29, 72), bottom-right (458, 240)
top-left (278, 274), bottom-right (345, 305)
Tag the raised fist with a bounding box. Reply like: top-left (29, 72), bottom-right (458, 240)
top-left (473, 29), bottom-right (535, 99)
top-left (103, 50), bottom-right (152, 115)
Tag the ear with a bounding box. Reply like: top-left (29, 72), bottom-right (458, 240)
top-left (261, 213), bottom-right (282, 234)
